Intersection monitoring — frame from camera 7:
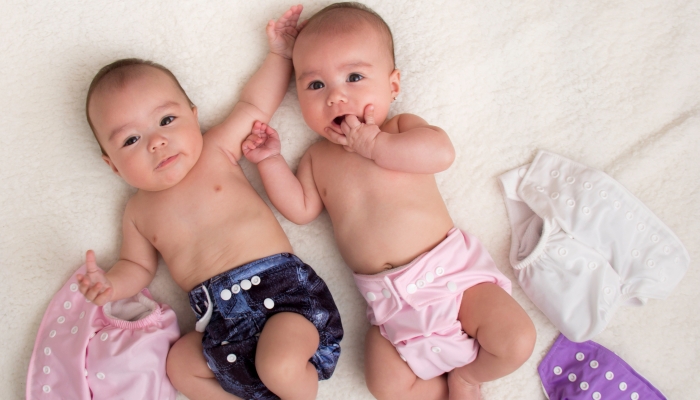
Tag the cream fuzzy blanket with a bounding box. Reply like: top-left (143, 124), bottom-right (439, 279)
top-left (2, 0), bottom-right (698, 399)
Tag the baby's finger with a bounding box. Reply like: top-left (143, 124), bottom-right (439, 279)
top-left (84, 282), bottom-right (104, 301)
top-left (325, 128), bottom-right (348, 146)
top-left (93, 287), bottom-right (113, 306)
top-left (85, 250), bottom-right (97, 270)
top-left (363, 105), bottom-right (375, 126)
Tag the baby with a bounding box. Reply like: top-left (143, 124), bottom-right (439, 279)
top-left (242, 3), bottom-right (536, 399)
top-left (78, 5), bottom-right (343, 400)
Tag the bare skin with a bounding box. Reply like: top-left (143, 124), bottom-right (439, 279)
top-left (243, 15), bottom-right (536, 400)
top-left (78, 6), bottom-right (323, 400)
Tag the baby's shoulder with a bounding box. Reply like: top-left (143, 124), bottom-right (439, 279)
top-left (382, 113), bottom-right (428, 133)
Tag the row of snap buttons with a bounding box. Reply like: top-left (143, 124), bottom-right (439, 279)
top-left (219, 275), bottom-right (275, 310)
top-left (552, 351), bottom-right (638, 399)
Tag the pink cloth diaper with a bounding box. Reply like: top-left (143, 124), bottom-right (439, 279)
top-left (26, 265), bottom-right (180, 399)
top-left (353, 228), bottom-right (512, 380)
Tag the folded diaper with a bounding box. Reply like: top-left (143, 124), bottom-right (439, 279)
top-left (499, 150), bottom-right (689, 341)
top-left (26, 264), bottom-right (180, 399)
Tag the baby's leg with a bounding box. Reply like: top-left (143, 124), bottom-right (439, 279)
top-left (255, 312), bottom-right (320, 400)
top-left (365, 326), bottom-right (448, 400)
top-left (166, 331), bottom-right (241, 400)
top-left (451, 283), bottom-right (536, 389)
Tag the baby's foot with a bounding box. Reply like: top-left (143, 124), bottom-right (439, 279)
top-left (447, 369), bottom-right (481, 400)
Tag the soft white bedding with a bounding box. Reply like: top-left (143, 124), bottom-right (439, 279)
top-left (2, 1), bottom-right (698, 398)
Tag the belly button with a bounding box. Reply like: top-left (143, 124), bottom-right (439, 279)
top-left (214, 185), bottom-right (222, 192)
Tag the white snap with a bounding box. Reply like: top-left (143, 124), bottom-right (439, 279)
top-left (651, 234), bottom-right (659, 242)
top-left (44, 347), bottom-right (51, 356)
top-left (220, 289), bottom-right (232, 301)
top-left (435, 267), bottom-right (445, 276)
top-left (241, 279), bottom-right (252, 290)
top-left (613, 201), bottom-right (621, 209)
top-left (231, 284), bottom-right (240, 294)
top-left (637, 223), bottom-right (645, 231)
top-left (400, 354), bottom-right (407, 362)
top-left (575, 352), bottom-right (585, 361)
top-left (632, 249), bottom-right (640, 257)
top-left (264, 298), bottom-right (275, 309)
top-left (416, 279), bottom-right (426, 288)
top-left (251, 276), bottom-right (261, 285)
top-left (663, 246), bottom-right (671, 254)
top-left (550, 170), bottom-right (560, 178)
top-left (96, 372), bottom-right (105, 380)
top-left (70, 283), bottom-right (78, 292)
top-left (626, 212), bottom-right (633, 220)
top-left (222, 341), bottom-right (229, 345)
top-left (590, 360), bottom-right (599, 368)
top-left (558, 248), bottom-right (568, 256)
top-left (600, 190), bottom-right (608, 199)
top-left (79, 311), bottom-right (85, 319)
top-left (49, 330), bottom-right (56, 338)
top-left (43, 366), bottom-right (50, 374)
top-left (582, 206), bottom-right (591, 214)
top-left (619, 382), bottom-right (627, 391)
top-left (423, 332), bottom-right (432, 337)
top-left (580, 381), bottom-right (589, 390)
top-left (593, 392), bottom-right (601, 400)
top-left (566, 176), bottom-right (575, 184)
top-left (447, 281), bottom-right (457, 292)
top-left (207, 362), bottom-right (212, 370)
top-left (100, 333), bottom-right (109, 341)
top-left (553, 366), bottom-right (562, 375)
top-left (631, 393), bottom-right (639, 400)
top-left (425, 272), bottom-right (434, 283)
top-left (85, 369), bottom-right (88, 376)
top-left (568, 373), bottom-right (576, 382)
top-left (90, 332), bottom-right (95, 339)
top-left (588, 262), bottom-right (598, 270)
top-left (551, 192), bottom-right (560, 200)
top-left (583, 182), bottom-right (592, 190)
top-left (567, 199), bottom-right (575, 207)
top-left (407, 284), bottom-right (417, 294)
top-left (605, 371), bottom-right (614, 380)
top-left (519, 168), bottom-right (527, 177)
top-left (604, 287), bottom-right (612, 295)
top-left (43, 385), bottom-right (51, 393)
top-left (57, 316), bottom-right (65, 324)
top-left (382, 289), bottom-right (391, 299)
top-left (431, 346), bottom-right (441, 353)
top-left (536, 186), bottom-right (544, 192)
top-left (227, 353), bottom-right (237, 363)
top-left (646, 259), bottom-right (655, 268)
top-left (366, 292), bottom-right (376, 301)
top-left (71, 326), bottom-right (78, 334)
top-left (64, 301), bottom-right (72, 310)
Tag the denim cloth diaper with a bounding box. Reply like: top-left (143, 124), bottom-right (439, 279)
top-left (188, 253), bottom-right (343, 400)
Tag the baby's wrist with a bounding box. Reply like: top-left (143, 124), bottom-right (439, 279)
top-left (269, 50), bottom-right (292, 61)
top-left (258, 153), bottom-right (284, 165)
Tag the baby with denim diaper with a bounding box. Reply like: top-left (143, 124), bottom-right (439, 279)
top-left (77, 5), bottom-right (343, 400)
top-left (242, 2), bottom-right (535, 399)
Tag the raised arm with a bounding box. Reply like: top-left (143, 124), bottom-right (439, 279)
top-left (206, 5), bottom-right (304, 160)
top-left (338, 106), bottom-right (455, 174)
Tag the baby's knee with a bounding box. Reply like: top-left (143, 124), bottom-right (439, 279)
top-left (500, 318), bottom-right (537, 367)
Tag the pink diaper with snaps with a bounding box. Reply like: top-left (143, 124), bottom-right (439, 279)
top-left (26, 265), bottom-right (180, 399)
top-left (353, 228), bottom-right (512, 380)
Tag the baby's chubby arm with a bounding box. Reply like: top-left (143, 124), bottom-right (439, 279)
top-left (242, 121), bottom-right (324, 225)
top-left (205, 5), bottom-right (304, 161)
top-left (76, 205), bottom-right (158, 306)
top-left (338, 105), bottom-right (455, 174)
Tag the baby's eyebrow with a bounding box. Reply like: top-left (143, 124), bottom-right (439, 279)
top-left (108, 101), bottom-right (179, 141)
top-left (297, 62), bottom-right (374, 82)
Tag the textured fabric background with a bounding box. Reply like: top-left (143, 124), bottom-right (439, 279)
top-left (2, 0), bottom-right (698, 399)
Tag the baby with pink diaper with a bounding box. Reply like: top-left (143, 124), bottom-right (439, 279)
top-left (242, 2), bottom-right (537, 399)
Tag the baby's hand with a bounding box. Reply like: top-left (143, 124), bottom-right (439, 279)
top-left (242, 121), bottom-right (282, 164)
top-left (76, 250), bottom-right (114, 306)
top-left (339, 104), bottom-right (382, 159)
top-left (267, 4), bottom-right (305, 59)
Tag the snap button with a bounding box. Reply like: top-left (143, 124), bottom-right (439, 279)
top-left (550, 192), bottom-right (560, 200)
top-left (64, 301), bottom-right (71, 309)
top-left (431, 346), bottom-right (441, 353)
top-left (251, 276), bottom-right (261, 285)
top-left (382, 289), bottom-right (391, 299)
top-left (100, 333), bottom-right (109, 341)
top-left (90, 332), bottom-right (95, 339)
top-left (614, 200), bottom-right (621, 208)
top-left (447, 281), bottom-right (457, 292)
top-left (241, 279), bottom-right (252, 290)
top-left (580, 381), bottom-right (589, 390)
top-left (582, 206), bottom-right (590, 214)
top-left (227, 354), bottom-right (237, 363)
top-left (44, 347), bottom-right (51, 356)
top-left (43, 385), bottom-right (51, 393)
top-left (49, 330), bottom-right (56, 338)
top-left (435, 267), bottom-right (445, 276)
top-left (599, 190), bottom-right (608, 199)
top-left (70, 283), bottom-right (78, 292)
top-left (588, 262), bottom-right (597, 270)
top-left (536, 186), bottom-right (544, 192)
top-left (663, 246), bottom-right (671, 254)
top-left (71, 326), bottom-right (78, 334)
top-left (604, 287), bottom-right (612, 295)
top-left (567, 199), bottom-right (575, 207)
top-left (231, 284), bottom-right (241, 294)
top-left (43, 366), bottom-right (50, 374)
top-left (605, 371), bottom-right (614, 380)
top-left (619, 382), bottom-right (627, 391)
top-left (553, 366), bottom-right (562, 375)
top-left (575, 352), bottom-right (585, 361)
top-left (566, 176), bottom-right (575, 184)
top-left (220, 289), bottom-right (232, 300)
top-left (407, 284), bottom-right (417, 294)
top-left (632, 249), bottom-right (640, 257)
top-left (264, 298), bottom-right (275, 309)
top-left (366, 292), bottom-right (376, 301)
top-left (425, 272), bottom-right (434, 283)
top-left (85, 369), bottom-right (88, 376)
top-left (651, 234), bottom-right (659, 242)
top-left (550, 170), bottom-right (560, 178)
top-left (590, 360), bottom-right (599, 368)
top-left (568, 373), bottom-right (576, 382)
top-left (400, 354), bottom-right (407, 362)
top-left (416, 279), bottom-right (426, 288)
top-left (79, 311), bottom-right (85, 319)
top-left (207, 362), bottom-right (212, 370)
top-left (637, 223), bottom-right (645, 231)
top-left (583, 182), bottom-right (592, 190)
top-left (646, 259), bottom-right (655, 268)
top-left (631, 393), bottom-right (639, 400)
top-left (593, 392), bottom-right (601, 400)
top-left (96, 372), bottom-right (105, 380)
top-left (57, 316), bottom-right (65, 324)
top-left (222, 341), bottom-right (229, 345)
top-left (558, 248), bottom-right (567, 256)
top-left (518, 168), bottom-right (527, 177)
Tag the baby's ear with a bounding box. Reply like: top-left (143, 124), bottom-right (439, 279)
top-left (101, 155), bottom-right (120, 176)
top-left (390, 69), bottom-right (401, 98)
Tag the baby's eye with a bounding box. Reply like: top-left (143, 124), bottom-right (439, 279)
top-left (124, 136), bottom-right (139, 147)
top-left (348, 73), bottom-right (363, 82)
top-left (308, 81), bottom-right (325, 90)
top-left (160, 116), bottom-right (175, 126)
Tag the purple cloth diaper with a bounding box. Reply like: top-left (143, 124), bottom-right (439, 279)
top-left (538, 334), bottom-right (666, 400)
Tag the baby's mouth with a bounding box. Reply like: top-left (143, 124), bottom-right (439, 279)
top-left (333, 115), bottom-right (346, 126)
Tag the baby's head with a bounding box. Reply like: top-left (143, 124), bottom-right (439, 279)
top-left (293, 2), bottom-right (400, 140)
top-left (86, 59), bottom-right (202, 191)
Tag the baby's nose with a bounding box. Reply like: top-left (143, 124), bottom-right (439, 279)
top-left (326, 88), bottom-right (347, 106)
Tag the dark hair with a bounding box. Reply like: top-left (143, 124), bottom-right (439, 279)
top-left (85, 58), bottom-right (194, 155)
top-left (300, 2), bottom-right (395, 67)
